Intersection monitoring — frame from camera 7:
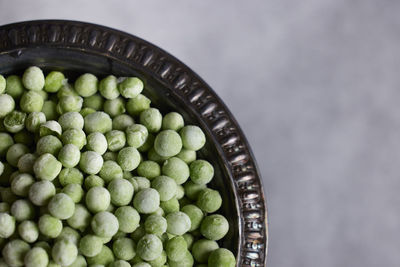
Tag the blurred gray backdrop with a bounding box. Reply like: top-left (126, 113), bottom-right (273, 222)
top-left (1, 0), bottom-right (399, 266)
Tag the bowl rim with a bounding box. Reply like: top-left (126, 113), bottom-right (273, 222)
top-left (0, 19), bottom-right (268, 266)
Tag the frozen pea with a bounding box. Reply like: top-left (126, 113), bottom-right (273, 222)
top-left (57, 95), bottom-right (83, 113)
top-left (4, 111), bottom-right (26, 133)
top-left (58, 112), bottom-right (84, 130)
top-left (57, 83), bottom-right (78, 98)
top-left (208, 248), bottom-right (235, 267)
top-left (132, 176), bottom-right (150, 191)
top-left (36, 135), bottom-right (63, 155)
top-left (103, 151), bottom-right (117, 161)
top-left (192, 239), bottom-right (219, 263)
top-left (22, 66), bottom-right (45, 91)
top-left (84, 175), bottom-right (105, 189)
top-left (123, 171), bottom-right (133, 179)
top-left (182, 233), bottom-right (194, 250)
top-left (20, 91), bottom-right (44, 113)
top-left (62, 128), bottom-right (87, 149)
top-left (91, 211), bottom-right (119, 237)
top-left (162, 157), bottom-right (189, 185)
top-left (176, 149), bottom-right (196, 164)
top-left (160, 198), bottom-right (180, 215)
top-left (154, 130), bottom-right (182, 157)
top-left (38, 214), bottom-right (62, 238)
top-left (106, 130), bottom-right (126, 151)
top-left (66, 204), bottom-right (92, 232)
top-left (11, 199), bottom-right (35, 221)
top-left (2, 239), bottom-right (30, 267)
top-left (48, 193), bottom-right (75, 220)
top-left (117, 147), bottom-right (140, 171)
top-left (137, 161), bottom-right (160, 180)
top-left (41, 100), bottom-right (58, 120)
top-left (104, 98), bottom-right (126, 118)
top-left (36, 88), bottom-right (48, 100)
top-left (130, 225), bottom-right (146, 242)
top-left (138, 133), bottom-right (154, 153)
top-left (86, 245), bottom-right (114, 266)
top-left (137, 234), bottom-right (163, 261)
top-left (80, 107), bottom-right (95, 117)
top-left (175, 185), bottom-right (184, 199)
top-left (0, 133), bottom-right (14, 156)
top-left (144, 214), bottom-right (167, 236)
top-left (11, 173), bottom-right (35, 197)
top-left (0, 94), bottom-right (15, 118)
top-left (5, 75), bottom-right (24, 99)
top-left (86, 186), bottom-right (111, 213)
top-left (115, 206), bottom-right (140, 233)
top-left (180, 125), bottom-right (206, 151)
top-left (126, 94), bottom-right (151, 116)
top-left (196, 189), bottom-right (222, 213)
top-left (80, 151), bottom-right (103, 174)
top-left (83, 94), bottom-right (104, 111)
top-left (162, 112), bottom-right (184, 131)
top-left (17, 153), bottom-right (37, 173)
top-left (56, 227), bottom-right (80, 245)
top-left (39, 120), bottom-right (63, 137)
top-left (151, 176), bottom-right (177, 202)
top-left (147, 250), bottom-right (167, 267)
top-left (52, 239), bottom-right (78, 266)
top-left (166, 212), bottom-right (191, 236)
top-left (75, 73), bottom-right (98, 97)
top-left (140, 108), bottom-right (162, 133)
top-left (118, 77), bottom-right (143, 99)
top-left (147, 148), bottom-right (169, 164)
top-left (58, 144), bottom-right (81, 168)
top-left (200, 214), bottom-right (229, 241)
top-left (189, 160), bottom-right (214, 185)
top-left (79, 234), bottom-right (103, 257)
top-left (86, 132), bottom-right (108, 155)
top-left (62, 184), bottom-right (84, 203)
top-left (44, 71), bottom-right (65, 92)
top-left (59, 168), bottom-right (83, 186)
top-left (112, 114), bottom-right (134, 131)
top-left (181, 204), bottom-right (204, 232)
top-left (66, 254), bottom-right (86, 267)
top-left (184, 181), bottom-right (206, 201)
top-left (165, 236), bottom-right (187, 261)
top-left (99, 160), bottom-right (123, 183)
top-left (126, 124), bottom-right (148, 148)
top-left (24, 247), bottom-right (49, 267)
top-left (133, 188), bottom-right (160, 214)
top-left (168, 250), bottom-right (194, 267)
top-left (29, 181), bottom-right (56, 206)
top-left (0, 212), bottom-right (15, 238)
top-left (113, 237), bottom-right (136, 260)
top-left (99, 75), bottom-right (119, 100)
top-left (33, 241), bottom-right (51, 255)
top-left (108, 179), bottom-right (134, 206)
top-left (84, 112), bottom-right (112, 134)
top-left (0, 75), bottom-right (5, 93)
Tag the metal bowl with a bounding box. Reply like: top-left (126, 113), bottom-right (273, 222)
top-left (0, 20), bottom-right (268, 266)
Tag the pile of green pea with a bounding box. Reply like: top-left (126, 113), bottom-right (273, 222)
top-left (0, 67), bottom-right (236, 267)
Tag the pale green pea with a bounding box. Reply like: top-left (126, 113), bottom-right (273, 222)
top-left (130, 225), bottom-right (146, 242)
top-left (196, 188), bottom-right (222, 213)
top-left (75, 73), bottom-right (98, 97)
top-left (138, 133), bottom-right (154, 153)
top-left (162, 157), bottom-right (190, 185)
top-left (20, 91), bottom-right (44, 113)
top-left (67, 204), bottom-right (92, 232)
top-left (86, 245), bottom-right (114, 266)
top-left (36, 135), bottom-right (62, 155)
top-left (104, 98), bottom-right (126, 118)
top-left (151, 176), bottom-right (177, 202)
top-left (184, 181), bottom-right (206, 201)
top-left (11, 173), bottom-right (35, 197)
top-left (160, 197), bottom-right (180, 215)
top-left (137, 234), bottom-right (163, 261)
top-left (103, 151), bottom-right (117, 161)
top-left (11, 199), bottom-right (35, 221)
top-left (58, 144), bottom-right (81, 168)
top-left (144, 214), bottom-right (167, 236)
top-left (133, 188), bottom-right (160, 214)
top-left (0, 212), bottom-right (16, 238)
top-left (137, 160), bottom-right (160, 180)
top-left (28, 181), bottom-right (56, 206)
top-left (140, 108), bottom-right (162, 133)
top-left (113, 237), bottom-right (136, 260)
top-left (108, 178), bottom-right (134, 206)
top-left (79, 151), bottom-right (103, 174)
top-left (180, 125), bottom-right (206, 151)
top-left (66, 254), bottom-right (86, 267)
top-left (118, 77), bottom-right (143, 98)
top-left (131, 176), bottom-right (150, 191)
top-left (162, 112), bottom-right (184, 131)
top-left (38, 214), bottom-right (62, 238)
top-left (62, 128), bottom-right (87, 149)
top-left (147, 148), bottom-right (169, 164)
top-left (58, 168), bottom-right (84, 186)
top-left (166, 212), bottom-right (191, 236)
top-left (44, 71), bottom-right (65, 93)
top-left (22, 66), bottom-right (45, 91)
top-left (41, 100), bottom-right (58, 120)
top-left (126, 124), bottom-right (148, 148)
top-left (86, 132), bottom-right (108, 155)
top-left (168, 250), bottom-right (194, 267)
top-left (84, 112), bottom-right (112, 134)
top-left (80, 107), bottom-right (96, 117)
top-left (0, 133), bottom-right (14, 156)
top-left (192, 239), bottom-right (219, 263)
top-left (24, 247), bottom-right (49, 267)
top-left (85, 187), bottom-right (110, 213)
top-left (62, 184), bottom-right (84, 203)
top-left (181, 204), bottom-right (204, 232)
top-left (117, 147), bottom-right (140, 171)
top-left (105, 130), bottom-right (126, 151)
top-left (112, 114), bottom-right (134, 131)
top-left (52, 239), bottom-right (78, 266)
top-left (57, 95), bottom-right (83, 114)
top-left (182, 233), bottom-right (194, 250)
top-left (17, 153), bottom-right (37, 173)
top-left (200, 214), bottom-right (229, 241)
top-left (208, 248), bottom-right (235, 267)
top-left (99, 160), bottom-right (123, 183)
top-left (56, 227), bottom-right (80, 246)
top-left (147, 250), bottom-right (167, 267)
top-left (154, 130), bottom-right (182, 158)
top-left (83, 94), bottom-right (104, 110)
top-left (4, 110), bottom-right (26, 133)
top-left (48, 193), bottom-right (75, 220)
top-left (175, 148), bottom-right (196, 164)
top-left (189, 160), bottom-right (214, 185)
top-left (0, 94), bottom-right (15, 118)
top-left (99, 75), bottom-right (119, 100)
top-left (33, 241), bottom-right (51, 255)
top-left (58, 112), bottom-right (84, 130)
top-left (175, 185), bottom-right (184, 199)
top-left (84, 175), bottom-right (105, 189)
top-left (91, 211), bottom-right (119, 237)
top-left (0, 75), bottom-right (5, 93)
top-left (115, 206), bottom-right (140, 233)
top-left (126, 94), bottom-right (151, 116)
top-left (6, 144), bottom-right (29, 167)
top-left (79, 235), bottom-right (103, 257)
top-left (5, 75), bottom-right (24, 100)
top-left (57, 83), bottom-right (78, 98)
top-left (165, 236), bottom-right (187, 261)
top-left (2, 239), bottom-right (30, 267)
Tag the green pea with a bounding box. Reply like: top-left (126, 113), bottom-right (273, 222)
top-left (79, 151), bottom-right (103, 175)
top-left (52, 239), bottom-right (78, 266)
top-left (66, 204), bottom-right (92, 232)
top-left (106, 130), bottom-right (126, 152)
top-left (85, 186), bottom-right (111, 213)
top-left (11, 173), bottom-right (35, 197)
top-left (126, 94), bottom-right (151, 116)
top-left (200, 214), bottom-right (229, 241)
top-left (144, 214), bottom-right (167, 236)
top-left (165, 236), bottom-right (187, 261)
top-left (38, 214), bottom-right (62, 238)
top-left (86, 132), bottom-right (108, 155)
top-left (180, 125), bottom-right (206, 151)
top-left (115, 206), bottom-right (140, 234)
top-left (62, 184), bottom-right (84, 203)
top-left (112, 114), bottom-right (134, 131)
top-left (160, 198), bottom-right (180, 215)
top-left (139, 108), bottom-right (162, 133)
top-left (56, 227), bottom-right (80, 246)
top-left (84, 175), bottom-right (105, 189)
top-left (84, 112), bottom-right (112, 134)
top-left (62, 128), bottom-right (87, 149)
top-left (108, 178), bottom-right (134, 206)
top-left (75, 73), bottom-right (98, 97)
top-left (166, 212), bottom-right (191, 236)
top-left (0, 132), bottom-right (14, 156)
top-left (99, 160), bottom-right (123, 183)
top-left (24, 247), bottom-right (49, 267)
top-left (0, 212), bottom-right (16, 238)
top-left (79, 234), bottom-right (103, 257)
top-left (183, 181), bottom-right (206, 201)
top-left (118, 77), bottom-right (143, 99)
top-left (57, 95), bottom-right (83, 114)
top-left (86, 245), bottom-right (115, 266)
top-left (0, 75), bottom-right (5, 94)
top-left (117, 147), bottom-right (140, 171)
top-left (99, 75), bottom-right (119, 100)
top-left (162, 157), bottom-right (189, 185)
top-left (22, 66), bottom-right (44, 91)
top-left (154, 130), bottom-right (182, 157)
top-left (2, 239), bottom-right (30, 266)
top-left (126, 124), bottom-right (148, 148)
top-left (113, 237), bottom-right (136, 260)
top-left (44, 71), bottom-right (65, 93)
top-left (162, 112), bottom-right (184, 131)
top-left (4, 110), bottom-right (26, 133)
top-left (151, 176), bottom-right (177, 202)
top-left (133, 188), bottom-right (160, 214)
top-left (189, 160), bottom-right (214, 185)
top-left (28, 181), bottom-right (56, 206)
top-left (104, 98), bottom-right (126, 118)
top-left (83, 94), bottom-right (104, 110)
top-left (58, 112), bottom-right (84, 130)
top-left (58, 144), bottom-right (81, 168)
top-left (36, 135), bottom-right (63, 155)
top-left (5, 75), bottom-right (24, 100)
top-left (196, 188), bottom-right (222, 213)
top-left (136, 234), bottom-right (163, 261)
top-left (41, 100), bottom-right (58, 120)
top-left (137, 160), bottom-right (160, 180)
top-left (91, 211), bottom-right (119, 237)
top-left (20, 91), bottom-right (44, 113)
top-left (168, 250), bottom-right (193, 267)
top-left (192, 239), bottom-right (219, 263)
top-left (48, 193), bottom-right (75, 220)
top-left (181, 204), bottom-right (204, 232)
top-left (208, 248), bottom-right (235, 267)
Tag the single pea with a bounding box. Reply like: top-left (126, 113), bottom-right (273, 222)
top-left (0, 94), bottom-right (15, 118)
top-left (106, 130), bottom-right (126, 151)
top-left (58, 144), bottom-right (81, 168)
top-left (162, 112), bottom-right (184, 131)
top-left (182, 233), bottom-right (194, 250)
top-left (66, 254), bottom-right (86, 267)
top-left (29, 180), bottom-right (56, 206)
top-left (0, 75), bottom-right (5, 93)
top-left (147, 148), bottom-right (169, 164)
top-left (41, 100), bottom-right (58, 120)
top-left (131, 176), bottom-right (150, 191)
top-left (114, 206), bottom-right (140, 233)
top-left (151, 176), bottom-right (177, 202)
top-left (52, 239), bottom-right (78, 266)
top-left (84, 175), bottom-right (105, 189)
top-left (138, 133), bottom-right (155, 153)
top-left (166, 211), bottom-right (191, 236)
top-left (48, 193), bottom-right (75, 220)
top-left (181, 204), bottom-right (204, 232)
top-left (86, 245), bottom-right (115, 266)
top-left (57, 95), bottom-right (83, 114)
top-left (24, 247), bottom-right (49, 267)
top-left (103, 151), bottom-right (118, 161)
top-left (79, 234), bottom-right (103, 257)
top-left (183, 181), bottom-right (206, 201)
top-left (137, 160), bottom-right (160, 180)
top-left (144, 214), bottom-right (167, 236)
top-left (175, 185), bottom-right (185, 200)
top-left (112, 114), bottom-right (134, 131)
top-left (165, 236), bottom-right (187, 261)
top-left (162, 157), bottom-right (190, 185)
top-left (118, 77), bottom-right (143, 98)
top-left (22, 66), bottom-right (45, 91)
top-left (79, 151), bottom-right (103, 174)
top-left (133, 188), bottom-right (160, 214)
top-left (44, 71), bottom-right (65, 92)
top-left (137, 234), bottom-right (163, 261)
top-left (58, 112), bottom-right (84, 130)
top-left (75, 73), bottom-right (98, 97)
top-left (85, 186), bottom-right (111, 213)
top-left (160, 197), bottom-right (180, 215)
top-left (99, 160), bottom-right (123, 183)
top-left (11, 173), bottom-right (35, 197)
top-left (11, 199), bottom-right (35, 221)
top-left (56, 227), bottom-right (80, 246)
top-left (57, 83), bottom-right (78, 98)
top-left (2, 239), bottom-right (30, 267)
top-left (126, 124), bottom-right (148, 148)
top-left (196, 188), bottom-right (222, 213)
top-left (17, 153), bottom-right (37, 173)
top-left (104, 98), bottom-right (126, 118)
top-left (126, 94), bottom-right (151, 116)
top-left (38, 214), bottom-right (62, 238)
top-left (108, 178), bottom-right (134, 206)
top-left (175, 148), bottom-right (196, 164)
top-left (79, 107), bottom-right (96, 117)
top-left (86, 132), bottom-right (108, 155)
top-left (36, 135), bottom-right (63, 155)
top-left (91, 211), bottom-right (119, 237)
top-left (139, 108), bottom-right (162, 133)
top-left (189, 160), bottom-right (214, 185)
top-left (0, 133), bottom-right (14, 156)
top-left (117, 147), bottom-right (140, 171)
top-left (83, 94), bottom-right (104, 110)
top-left (4, 110), bottom-right (26, 133)
top-left (208, 248), bottom-right (235, 267)
top-left (5, 75), bottom-right (24, 99)
top-left (200, 214), bottom-right (229, 241)
top-left (58, 168), bottom-right (84, 186)
top-left (84, 112), bottom-right (112, 134)
top-left (0, 212), bottom-right (16, 238)
top-left (39, 120), bottom-right (62, 137)
top-left (99, 75), bottom-right (119, 100)
top-left (62, 128), bottom-right (87, 149)
top-left (154, 130), bottom-right (182, 158)
top-left (168, 250), bottom-right (194, 267)
top-left (147, 250), bottom-right (167, 267)
top-left (113, 237), bottom-right (136, 260)
top-left (180, 125), bottom-right (206, 151)
top-left (192, 239), bottom-right (219, 263)
top-left (179, 197), bottom-right (193, 208)
top-left (62, 184), bottom-right (84, 203)
top-left (66, 204), bottom-right (92, 232)
top-left (20, 91), bottom-right (44, 113)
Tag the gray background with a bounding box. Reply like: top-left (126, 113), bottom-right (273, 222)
top-left (0, 0), bottom-right (399, 266)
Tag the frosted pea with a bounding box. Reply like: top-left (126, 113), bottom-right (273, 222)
top-left (165, 236), bottom-right (187, 261)
top-left (144, 214), bottom-right (167, 236)
top-left (79, 235), bottom-right (103, 257)
top-left (75, 73), bottom-right (98, 97)
top-left (11, 173), bottom-right (35, 197)
top-left (139, 108), bottom-right (162, 133)
top-left (66, 204), bottom-right (92, 232)
top-left (104, 98), bottom-right (126, 118)
top-left (162, 112), bottom-right (184, 131)
top-left (84, 112), bottom-right (112, 134)
top-left (189, 160), bottom-right (214, 185)
top-left (115, 206), bottom-right (140, 233)
top-left (48, 193), bottom-right (75, 220)
top-left (62, 128), bottom-right (87, 149)
top-left (17, 153), bottom-right (37, 173)
top-left (58, 144), bottom-right (81, 168)
top-left (162, 157), bottom-right (190, 185)
top-left (0, 133), bottom-right (14, 156)
top-left (91, 211), bottom-right (119, 237)
top-left (99, 160), bottom-right (123, 183)
top-left (79, 151), bottom-right (103, 175)
top-left (200, 214), bottom-right (229, 241)
top-left (52, 239), bottom-right (78, 266)
top-left (24, 247), bottom-right (49, 267)
top-left (113, 237), bottom-right (136, 260)
top-left (44, 71), bottom-right (65, 93)
top-left (126, 94), bottom-right (151, 116)
top-left (154, 130), bottom-right (182, 158)
top-left (133, 188), bottom-right (160, 214)
top-left (138, 133), bottom-right (154, 153)
top-left (84, 175), bottom-right (105, 189)
top-left (28, 180), bottom-right (56, 206)
top-left (11, 199), bottom-right (35, 221)
top-left (103, 151), bottom-right (117, 161)
top-left (57, 83), bottom-right (78, 98)
top-left (196, 189), bottom-right (222, 213)
top-left (58, 168), bottom-right (83, 186)
top-left (137, 161), bottom-right (160, 180)
top-left (147, 250), bottom-right (167, 267)
top-left (58, 112), bottom-right (84, 130)
top-left (108, 179), bottom-right (134, 206)
top-left (126, 124), bottom-right (148, 148)
top-left (22, 66), bottom-right (45, 91)
top-left (62, 184), bottom-right (84, 203)
top-left (99, 75), bottom-right (119, 100)
top-left (208, 248), bottom-right (235, 267)
top-left (166, 212), bottom-right (191, 236)
top-left (151, 176), bottom-right (177, 202)
top-left (57, 95), bottom-right (83, 113)
top-left (160, 197), bottom-right (180, 215)
top-left (192, 239), bottom-right (219, 263)
top-left (4, 111), bottom-right (26, 133)
top-left (0, 212), bottom-right (15, 238)
top-left (184, 181), bottom-right (206, 201)
top-left (131, 176), bottom-right (150, 191)
top-left (85, 186), bottom-right (111, 213)
top-left (2, 239), bottom-right (30, 267)
top-left (0, 94), bottom-right (15, 118)
top-left (80, 107), bottom-right (95, 117)
top-left (168, 250), bottom-right (194, 267)
top-left (117, 147), bottom-right (140, 171)
top-left (118, 77), bottom-right (143, 99)
top-left (181, 204), bottom-right (204, 232)
top-left (38, 214), bottom-right (62, 238)
top-left (5, 75), bottom-right (24, 99)
top-left (147, 148), bottom-right (169, 164)
top-left (137, 234), bottom-right (163, 261)
top-left (112, 114), bottom-right (134, 131)
top-left (180, 125), bottom-right (206, 151)
top-left (66, 254), bottom-right (86, 267)
top-left (20, 91), bottom-right (44, 113)
top-left (56, 227), bottom-right (80, 246)
top-left (86, 132), bottom-right (108, 155)
top-left (86, 245), bottom-right (114, 266)
top-left (83, 94), bottom-right (104, 110)
top-left (36, 135), bottom-right (63, 155)
top-left (41, 101), bottom-right (58, 120)
top-left (106, 130), bottom-right (126, 151)
top-left (175, 185), bottom-right (184, 200)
